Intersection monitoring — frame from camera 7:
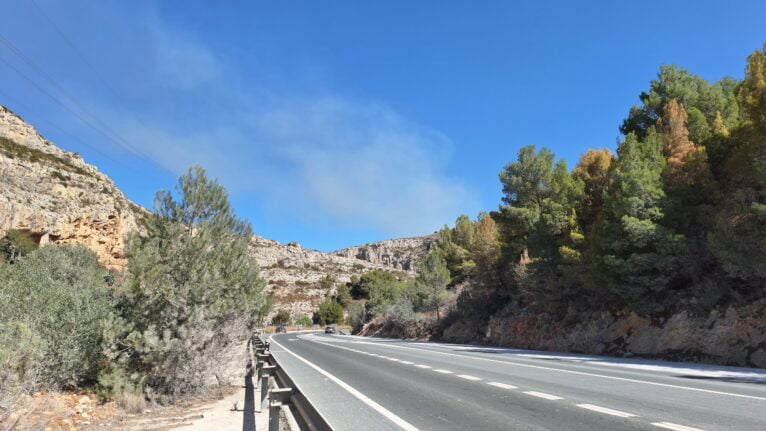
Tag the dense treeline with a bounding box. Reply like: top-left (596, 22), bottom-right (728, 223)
top-left (440, 46), bottom-right (766, 327)
top-left (0, 166), bottom-right (268, 410)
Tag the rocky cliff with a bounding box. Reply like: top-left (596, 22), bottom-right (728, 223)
top-left (250, 236), bottom-right (401, 321)
top-left (332, 235), bottom-right (435, 272)
top-left (0, 105), bottom-right (144, 269)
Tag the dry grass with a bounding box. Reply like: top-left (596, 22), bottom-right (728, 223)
top-left (116, 392), bottom-right (147, 414)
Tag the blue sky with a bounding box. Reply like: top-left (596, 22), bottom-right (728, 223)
top-left (0, 1), bottom-right (764, 251)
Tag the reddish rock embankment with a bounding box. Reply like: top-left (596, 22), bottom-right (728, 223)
top-left (441, 301), bottom-right (766, 368)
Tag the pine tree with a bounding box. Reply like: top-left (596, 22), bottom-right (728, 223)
top-left (414, 251), bottom-right (452, 322)
top-left (102, 166), bottom-right (266, 399)
top-left (597, 131), bottom-right (685, 309)
top-left (708, 46), bottom-right (766, 282)
top-left (658, 100), bottom-right (713, 189)
top-left (573, 149), bottom-right (614, 234)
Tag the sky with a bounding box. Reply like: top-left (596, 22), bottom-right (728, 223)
top-left (0, 1), bottom-right (764, 251)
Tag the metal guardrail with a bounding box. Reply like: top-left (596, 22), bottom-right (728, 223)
top-left (250, 332), bottom-right (333, 431)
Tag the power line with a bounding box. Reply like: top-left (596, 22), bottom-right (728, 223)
top-left (0, 86), bottom-right (121, 166)
top-left (0, 53), bottom-right (144, 164)
top-left (0, 32), bottom-right (149, 159)
top-left (30, 0), bottom-right (125, 102)
top-left (0, 34), bottom-right (140, 155)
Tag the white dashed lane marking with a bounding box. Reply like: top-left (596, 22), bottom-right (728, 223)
top-left (524, 391), bottom-right (563, 401)
top-left (270, 336), bottom-right (420, 431)
top-left (302, 335), bottom-right (709, 431)
top-left (651, 422), bottom-right (704, 431)
top-left (457, 374), bottom-right (482, 381)
top-left (577, 404), bottom-right (637, 418)
top-left (487, 381), bottom-right (517, 390)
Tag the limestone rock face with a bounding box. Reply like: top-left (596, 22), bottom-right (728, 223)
top-left (250, 236), bottom-right (402, 321)
top-left (332, 235), bottom-right (435, 272)
top-left (0, 105), bottom-right (144, 269)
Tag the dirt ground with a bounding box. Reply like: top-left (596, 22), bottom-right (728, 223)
top-left (1, 340), bottom-right (264, 431)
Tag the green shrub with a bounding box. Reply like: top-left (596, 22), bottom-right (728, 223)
top-left (316, 300), bottom-right (344, 325)
top-left (319, 274), bottom-right (336, 291)
top-left (0, 229), bottom-right (39, 263)
top-left (334, 283), bottom-right (351, 308)
top-left (295, 316), bottom-right (313, 326)
top-left (0, 246), bottom-right (112, 393)
top-left (0, 322), bottom-right (43, 408)
top-left (271, 309), bottom-right (291, 325)
top-left (346, 303), bottom-right (366, 333)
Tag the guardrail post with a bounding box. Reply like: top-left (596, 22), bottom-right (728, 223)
top-left (255, 353), bottom-right (270, 389)
top-left (268, 388), bottom-right (293, 431)
top-left (258, 365), bottom-right (276, 413)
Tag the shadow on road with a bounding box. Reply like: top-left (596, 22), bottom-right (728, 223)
top-left (242, 376), bottom-right (255, 431)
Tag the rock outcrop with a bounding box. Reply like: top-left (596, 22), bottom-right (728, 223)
top-left (250, 236), bottom-right (402, 321)
top-left (441, 301), bottom-right (766, 368)
top-left (332, 235), bottom-right (435, 272)
top-left (0, 105), bottom-right (144, 269)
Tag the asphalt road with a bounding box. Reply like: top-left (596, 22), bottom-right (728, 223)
top-left (268, 332), bottom-right (766, 431)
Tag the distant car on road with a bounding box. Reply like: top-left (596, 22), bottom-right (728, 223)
top-left (325, 326), bottom-right (336, 334)
top-left (277, 324), bottom-right (287, 333)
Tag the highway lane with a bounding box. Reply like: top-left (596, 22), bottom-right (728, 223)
top-left (268, 332), bottom-right (766, 430)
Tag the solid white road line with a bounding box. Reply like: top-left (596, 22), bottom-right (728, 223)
top-left (576, 404), bottom-right (637, 418)
top-left (270, 336), bottom-right (420, 431)
top-left (487, 381), bottom-right (517, 390)
top-left (415, 364), bottom-right (432, 369)
top-left (349, 340), bottom-right (766, 401)
top-left (434, 369), bottom-right (453, 374)
top-left (457, 374), bottom-right (482, 381)
top-left (651, 422), bottom-right (704, 431)
top-left (400, 361), bottom-right (414, 365)
top-left (524, 391), bottom-right (563, 400)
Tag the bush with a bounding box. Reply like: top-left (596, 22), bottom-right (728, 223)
top-left (295, 316), bottom-right (313, 326)
top-left (319, 274), bottom-right (336, 291)
top-left (349, 270), bottom-right (399, 299)
top-left (0, 246), bottom-right (112, 395)
top-left (271, 310), bottom-right (291, 325)
top-left (334, 283), bottom-right (352, 308)
top-left (347, 303), bottom-right (367, 333)
top-left (365, 273), bottom-right (408, 317)
top-left (101, 166), bottom-right (266, 401)
top-left (0, 322), bottom-right (43, 409)
top-left (0, 229), bottom-right (39, 263)
top-left (115, 391), bottom-right (147, 414)
top-left (316, 300), bottom-right (344, 325)
top-left (385, 297), bottom-right (416, 323)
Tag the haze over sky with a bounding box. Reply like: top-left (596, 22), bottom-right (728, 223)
top-left (1, 1), bottom-right (764, 251)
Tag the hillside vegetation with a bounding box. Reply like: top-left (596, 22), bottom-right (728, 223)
top-left (0, 166), bottom-right (267, 417)
top-left (385, 46), bottom-right (766, 367)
